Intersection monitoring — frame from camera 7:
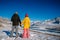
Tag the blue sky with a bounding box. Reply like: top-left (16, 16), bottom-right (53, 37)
top-left (0, 0), bottom-right (60, 21)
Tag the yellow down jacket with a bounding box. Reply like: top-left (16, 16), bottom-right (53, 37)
top-left (22, 17), bottom-right (30, 29)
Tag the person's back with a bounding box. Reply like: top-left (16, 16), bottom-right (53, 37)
top-left (22, 17), bottom-right (30, 29)
top-left (11, 13), bottom-right (21, 26)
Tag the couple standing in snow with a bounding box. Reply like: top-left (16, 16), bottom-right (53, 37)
top-left (10, 12), bottom-right (30, 38)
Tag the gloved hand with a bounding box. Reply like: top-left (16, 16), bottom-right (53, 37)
top-left (20, 24), bottom-right (21, 26)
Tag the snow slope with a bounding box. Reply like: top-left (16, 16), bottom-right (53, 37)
top-left (0, 17), bottom-right (60, 40)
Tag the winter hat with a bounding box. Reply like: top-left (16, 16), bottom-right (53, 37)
top-left (25, 13), bottom-right (28, 17)
top-left (15, 12), bottom-right (18, 14)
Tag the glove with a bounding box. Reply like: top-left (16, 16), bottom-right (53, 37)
top-left (20, 24), bottom-right (21, 26)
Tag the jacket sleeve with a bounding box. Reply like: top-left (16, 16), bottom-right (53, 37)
top-left (18, 16), bottom-right (21, 25)
top-left (11, 16), bottom-right (13, 21)
top-left (21, 18), bottom-right (25, 25)
top-left (28, 18), bottom-right (30, 28)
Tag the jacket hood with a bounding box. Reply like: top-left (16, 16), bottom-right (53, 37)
top-left (25, 13), bottom-right (28, 17)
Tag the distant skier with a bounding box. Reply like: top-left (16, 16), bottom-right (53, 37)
top-left (10, 12), bottom-right (21, 38)
top-left (21, 13), bottom-right (30, 38)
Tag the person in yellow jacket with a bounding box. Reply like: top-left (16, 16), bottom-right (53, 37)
top-left (22, 13), bottom-right (30, 38)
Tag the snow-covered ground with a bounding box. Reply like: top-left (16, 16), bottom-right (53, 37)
top-left (0, 24), bottom-right (60, 40)
top-left (0, 28), bottom-right (60, 40)
top-left (0, 17), bottom-right (60, 40)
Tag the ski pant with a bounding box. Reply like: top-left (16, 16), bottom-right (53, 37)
top-left (22, 28), bottom-right (30, 38)
top-left (10, 26), bottom-right (18, 38)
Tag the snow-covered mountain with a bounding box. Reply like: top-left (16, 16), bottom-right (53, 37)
top-left (43, 17), bottom-right (60, 24)
top-left (31, 17), bottom-right (60, 30)
top-left (0, 17), bottom-right (12, 31)
top-left (0, 17), bottom-right (60, 40)
top-left (0, 16), bottom-right (60, 30)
